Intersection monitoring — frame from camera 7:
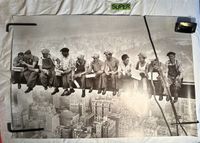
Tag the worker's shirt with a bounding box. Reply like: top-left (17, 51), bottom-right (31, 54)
top-left (13, 56), bottom-right (24, 67)
top-left (136, 61), bottom-right (148, 73)
top-left (104, 57), bottom-right (119, 72)
top-left (60, 56), bottom-right (75, 71)
top-left (118, 61), bottom-right (132, 75)
top-left (39, 54), bottom-right (58, 69)
top-left (165, 60), bottom-right (183, 79)
top-left (89, 59), bottom-right (104, 73)
top-left (75, 59), bottom-right (87, 74)
top-left (24, 55), bottom-right (39, 69)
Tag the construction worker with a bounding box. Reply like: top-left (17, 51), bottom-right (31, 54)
top-left (58, 47), bottom-right (75, 96)
top-left (102, 51), bottom-right (119, 96)
top-left (136, 52), bottom-right (149, 95)
top-left (12, 52), bottom-right (24, 89)
top-left (87, 54), bottom-right (104, 94)
top-left (21, 50), bottom-right (39, 93)
top-left (148, 59), bottom-right (166, 101)
top-left (118, 54), bottom-right (132, 90)
top-left (118, 54), bottom-right (132, 78)
top-left (39, 49), bottom-right (60, 91)
top-left (165, 52), bottom-right (183, 103)
top-left (74, 54), bottom-right (89, 97)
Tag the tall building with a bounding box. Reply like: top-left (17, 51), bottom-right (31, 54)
top-left (95, 121), bottom-right (104, 138)
top-left (61, 126), bottom-right (73, 138)
top-left (108, 113), bottom-right (120, 137)
top-left (52, 94), bottom-right (61, 109)
top-left (102, 101), bottom-right (110, 117)
top-left (70, 103), bottom-right (79, 113)
top-left (102, 119), bottom-right (116, 138)
top-left (98, 101), bottom-right (104, 117)
top-left (91, 98), bottom-right (113, 119)
top-left (60, 96), bottom-right (70, 109)
top-left (60, 110), bottom-right (79, 127)
top-left (79, 102), bottom-right (86, 116)
top-left (91, 100), bottom-right (97, 115)
top-left (80, 113), bottom-right (95, 126)
top-left (45, 114), bottom-right (60, 132)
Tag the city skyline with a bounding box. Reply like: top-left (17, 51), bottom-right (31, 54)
top-left (11, 85), bottom-right (197, 138)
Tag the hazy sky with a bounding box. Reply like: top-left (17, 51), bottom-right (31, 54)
top-left (12, 16), bottom-right (194, 81)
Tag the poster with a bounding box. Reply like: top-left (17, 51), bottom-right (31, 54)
top-left (10, 16), bottom-right (197, 138)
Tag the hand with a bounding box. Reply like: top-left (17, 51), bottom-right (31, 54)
top-left (167, 78), bottom-right (173, 85)
top-left (127, 72), bottom-right (132, 77)
top-left (76, 73), bottom-right (81, 78)
top-left (110, 71), bottom-right (116, 75)
top-left (20, 61), bottom-right (26, 65)
top-left (42, 69), bottom-right (49, 74)
top-left (146, 74), bottom-right (149, 79)
top-left (96, 71), bottom-right (103, 75)
top-left (105, 72), bottom-right (110, 76)
top-left (175, 80), bottom-right (181, 88)
top-left (139, 72), bottom-right (145, 78)
top-left (35, 69), bottom-right (39, 72)
top-left (63, 70), bottom-right (69, 74)
top-left (176, 76), bottom-right (181, 81)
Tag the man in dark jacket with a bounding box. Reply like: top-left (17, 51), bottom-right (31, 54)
top-left (12, 52), bottom-right (24, 89)
top-left (21, 50), bottom-right (39, 93)
top-left (39, 49), bottom-right (60, 91)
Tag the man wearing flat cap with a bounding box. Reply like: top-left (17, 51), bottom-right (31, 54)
top-left (87, 54), bottom-right (104, 94)
top-left (56, 47), bottom-right (75, 96)
top-left (74, 54), bottom-right (89, 97)
top-left (39, 48), bottom-right (60, 93)
top-left (102, 51), bottom-right (119, 96)
top-left (20, 50), bottom-right (39, 93)
top-left (165, 51), bottom-right (183, 103)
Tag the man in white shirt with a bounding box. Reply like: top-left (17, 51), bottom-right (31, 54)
top-left (118, 54), bottom-right (132, 90)
top-left (118, 54), bottom-right (132, 78)
top-left (55, 48), bottom-right (75, 96)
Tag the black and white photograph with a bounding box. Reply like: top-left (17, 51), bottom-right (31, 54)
top-left (10, 15), bottom-right (197, 138)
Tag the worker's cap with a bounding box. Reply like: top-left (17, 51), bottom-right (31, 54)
top-left (167, 51), bottom-right (176, 56)
top-left (92, 54), bottom-right (99, 59)
top-left (77, 54), bottom-right (84, 60)
top-left (138, 52), bottom-right (147, 59)
top-left (60, 48), bottom-right (69, 53)
top-left (104, 50), bottom-right (112, 56)
top-left (121, 54), bottom-right (129, 61)
top-left (24, 50), bottom-right (31, 55)
top-left (41, 49), bottom-right (50, 54)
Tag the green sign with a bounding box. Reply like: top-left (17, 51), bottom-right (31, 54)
top-left (111, 3), bottom-right (131, 10)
